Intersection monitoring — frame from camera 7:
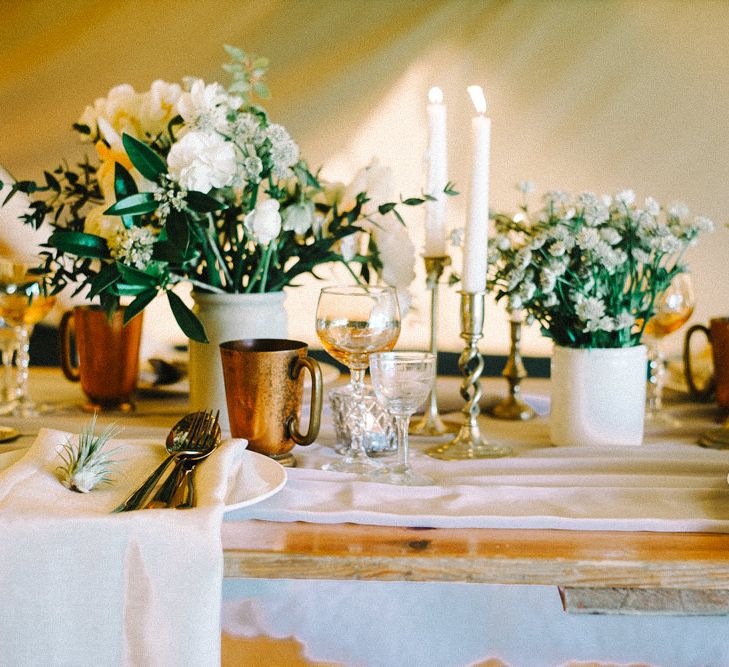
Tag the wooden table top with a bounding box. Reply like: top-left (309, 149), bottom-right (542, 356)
top-left (14, 368), bottom-right (729, 613)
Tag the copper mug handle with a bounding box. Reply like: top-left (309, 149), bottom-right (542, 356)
top-left (59, 310), bottom-right (80, 382)
top-left (285, 355), bottom-right (322, 446)
top-left (683, 323), bottom-right (715, 401)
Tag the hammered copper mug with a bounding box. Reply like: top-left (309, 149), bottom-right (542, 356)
top-left (684, 317), bottom-right (729, 409)
top-left (220, 338), bottom-right (322, 466)
top-left (59, 306), bottom-right (143, 412)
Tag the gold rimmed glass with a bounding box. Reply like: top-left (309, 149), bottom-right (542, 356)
top-left (316, 285), bottom-right (400, 475)
top-left (0, 255), bottom-right (56, 417)
top-left (644, 273), bottom-right (695, 428)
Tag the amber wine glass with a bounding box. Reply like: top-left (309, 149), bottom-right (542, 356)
top-left (644, 273), bottom-right (695, 426)
top-left (316, 285), bottom-right (400, 475)
top-left (0, 255), bottom-right (56, 417)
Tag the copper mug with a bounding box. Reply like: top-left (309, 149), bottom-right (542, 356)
top-left (684, 317), bottom-right (729, 408)
top-left (220, 338), bottom-right (322, 467)
top-left (59, 306), bottom-right (143, 412)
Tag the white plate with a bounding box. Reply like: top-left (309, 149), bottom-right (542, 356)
top-left (138, 362), bottom-right (340, 396)
top-left (224, 449), bottom-right (287, 511)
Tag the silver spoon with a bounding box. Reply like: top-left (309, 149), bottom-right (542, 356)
top-left (146, 411), bottom-right (221, 508)
top-left (171, 411), bottom-right (221, 509)
top-left (112, 411), bottom-right (210, 512)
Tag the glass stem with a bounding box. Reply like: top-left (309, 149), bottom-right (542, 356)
top-left (13, 325), bottom-right (31, 408)
top-left (647, 340), bottom-right (665, 413)
top-left (348, 368), bottom-right (368, 459)
top-left (394, 414), bottom-right (410, 470)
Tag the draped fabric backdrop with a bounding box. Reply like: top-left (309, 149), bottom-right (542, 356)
top-left (0, 0), bottom-right (726, 360)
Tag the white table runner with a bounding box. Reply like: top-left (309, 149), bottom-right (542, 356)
top-left (0, 428), bottom-right (245, 666)
top-left (228, 400), bottom-right (729, 532)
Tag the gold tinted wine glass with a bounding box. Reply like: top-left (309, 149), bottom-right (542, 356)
top-left (316, 285), bottom-right (400, 475)
top-left (644, 273), bottom-right (695, 427)
top-left (0, 255), bottom-right (56, 417)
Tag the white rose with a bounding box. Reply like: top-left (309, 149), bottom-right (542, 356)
top-left (167, 131), bottom-right (237, 193)
top-left (281, 201), bottom-right (314, 235)
top-left (80, 84), bottom-right (143, 145)
top-left (138, 79), bottom-right (183, 136)
top-left (244, 199), bottom-right (282, 245)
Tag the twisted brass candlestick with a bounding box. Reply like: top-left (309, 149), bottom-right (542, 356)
top-left (427, 291), bottom-right (511, 460)
top-left (410, 255), bottom-right (458, 437)
top-left (491, 316), bottom-right (536, 421)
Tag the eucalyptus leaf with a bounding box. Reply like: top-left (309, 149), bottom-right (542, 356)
top-left (44, 171), bottom-right (61, 192)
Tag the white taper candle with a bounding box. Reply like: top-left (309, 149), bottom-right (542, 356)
top-left (424, 87), bottom-right (448, 257)
top-left (462, 85), bottom-right (490, 293)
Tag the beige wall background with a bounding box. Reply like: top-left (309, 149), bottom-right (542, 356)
top-left (0, 0), bottom-right (727, 360)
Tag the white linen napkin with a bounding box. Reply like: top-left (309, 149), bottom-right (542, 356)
top-left (0, 427), bottom-right (246, 667)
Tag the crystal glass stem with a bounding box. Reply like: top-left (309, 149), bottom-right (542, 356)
top-left (646, 340), bottom-right (666, 415)
top-left (347, 367), bottom-right (370, 462)
top-left (13, 324), bottom-right (33, 415)
top-left (394, 414), bottom-right (410, 471)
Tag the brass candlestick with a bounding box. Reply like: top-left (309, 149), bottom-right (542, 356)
top-left (410, 255), bottom-right (458, 436)
top-left (427, 291), bottom-right (511, 460)
top-left (491, 316), bottom-right (536, 421)
top-left (698, 417), bottom-right (729, 449)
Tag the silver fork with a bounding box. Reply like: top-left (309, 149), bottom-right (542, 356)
top-left (113, 410), bottom-right (211, 513)
top-left (173, 410), bottom-right (221, 509)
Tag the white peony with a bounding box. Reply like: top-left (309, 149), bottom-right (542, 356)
top-left (244, 199), bottom-right (282, 245)
top-left (167, 131), bottom-right (237, 193)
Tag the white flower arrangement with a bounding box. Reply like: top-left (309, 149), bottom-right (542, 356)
top-left (3, 46), bottom-right (443, 342)
top-left (489, 185), bottom-right (714, 348)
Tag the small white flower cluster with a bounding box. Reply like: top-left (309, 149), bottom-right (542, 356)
top-left (109, 226), bottom-right (156, 269)
top-left (153, 175), bottom-right (188, 220)
top-left (489, 187), bottom-right (714, 348)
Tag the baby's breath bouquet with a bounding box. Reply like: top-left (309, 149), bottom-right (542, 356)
top-left (489, 185), bottom-right (713, 348)
top-left (2, 46), bottom-right (437, 343)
